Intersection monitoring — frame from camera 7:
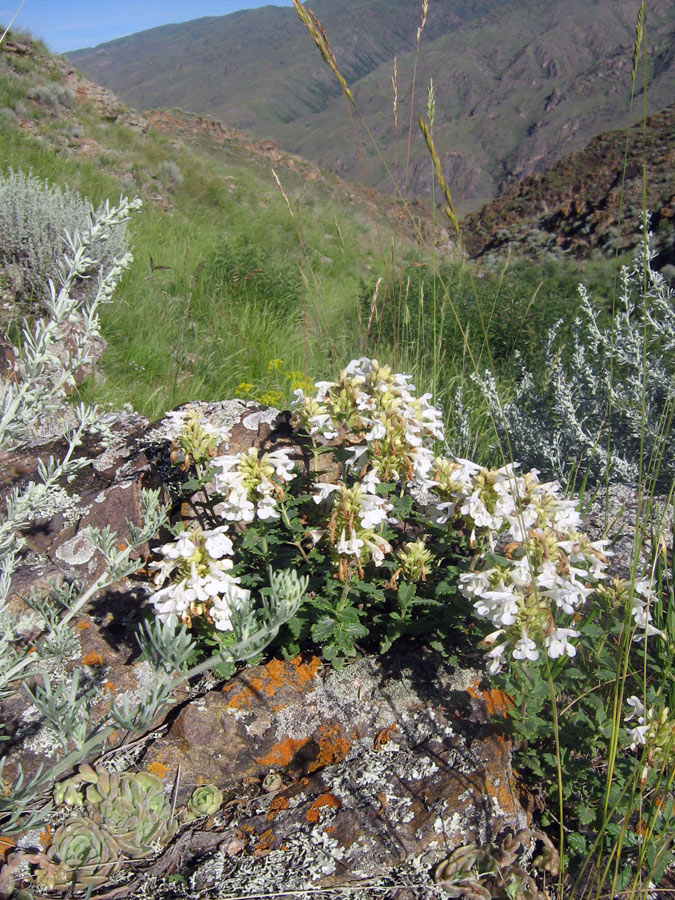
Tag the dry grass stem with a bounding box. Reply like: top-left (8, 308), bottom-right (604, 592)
top-left (418, 117), bottom-right (459, 235)
top-left (271, 168), bottom-right (294, 218)
top-left (291, 0), bottom-right (354, 105)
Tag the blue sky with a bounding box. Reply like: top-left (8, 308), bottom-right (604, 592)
top-left (1, 1), bottom-right (293, 53)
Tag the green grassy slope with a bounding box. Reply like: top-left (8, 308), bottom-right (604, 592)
top-left (67, 0), bottom-right (675, 206)
top-left (0, 34), bottom-right (424, 420)
top-left (0, 31), bottom-right (645, 450)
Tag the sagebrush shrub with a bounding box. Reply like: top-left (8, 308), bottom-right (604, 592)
top-left (476, 221), bottom-right (675, 489)
top-left (159, 159), bottom-right (183, 189)
top-left (0, 168), bottom-right (129, 301)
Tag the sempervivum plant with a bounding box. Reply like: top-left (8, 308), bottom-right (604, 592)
top-left (39, 816), bottom-right (123, 892)
top-left (184, 783), bottom-right (224, 821)
top-left (84, 768), bottom-right (177, 859)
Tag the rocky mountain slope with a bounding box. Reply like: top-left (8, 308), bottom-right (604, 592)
top-left (462, 103), bottom-right (675, 266)
top-left (68, 0), bottom-right (675, 207)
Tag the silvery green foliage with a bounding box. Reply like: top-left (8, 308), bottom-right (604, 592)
top-left (475, 224), bottom-right (675, 488)
top-left (0, 195), bottom-right (141, 451)
top-left (0, 168), bottom-right (129, 301)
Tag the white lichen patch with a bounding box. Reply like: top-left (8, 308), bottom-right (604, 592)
top-left (242, 406), bottom-right (280, 430)
top-left (217, 815), bottom-right (346, 894)
top-left (144, 399), bottom-right (247, 446)
top-left (115, 659), bottom-right (158, 708)
top-left (445, 666), bottom-right (481, 692)
top-left (54, 531), bottom-right (96, 566)
top-left (408, 757), bottom-right (439, 781)
top-left (35, 485), bottom-right (84, 523)
top-left (20, 705), bottom-right (69, 759)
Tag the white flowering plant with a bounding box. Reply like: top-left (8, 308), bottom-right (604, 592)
top-left (152, 356), bottom-right (674, 888)
top-left (152, 358), bottom-right (655, 675)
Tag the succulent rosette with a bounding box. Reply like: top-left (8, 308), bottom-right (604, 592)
top-left (42, 816), bottom-right (122, 891)
top-left (85, 768), bottom-right (177, 860)
top-left (184, 783), bottom-right (225, 821)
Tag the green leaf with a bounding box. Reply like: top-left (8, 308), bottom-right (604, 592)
top-left (576, 805), bottom-right (596, 826)
top-left (311, 615), bottom-right (338, 644)
top-left (566, 832), bottom-right (587, 857)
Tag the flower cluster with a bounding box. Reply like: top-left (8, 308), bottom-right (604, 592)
top-left (313, 477), bottom-right (393, 579)
top-left (149, 524), bottom-right (249, 631)
top-left (624, 696), bottom-right (675, 781)
top-left (149, 359), bottom-right (661, 680)
top-left (212, 447), bottom-right (296, 522)
top-left (457, 471), bottom-right (611, 672)
top-left (292, 357), bottom-right (443, 484)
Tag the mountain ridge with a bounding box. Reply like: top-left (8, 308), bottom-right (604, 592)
top-left (67, 0), bottom-right (675, 206)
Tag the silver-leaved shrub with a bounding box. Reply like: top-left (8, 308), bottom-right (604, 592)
top-left (0, 168), bottom-right (129, 302)
top-left (475, 220), bottom-right (675, 489)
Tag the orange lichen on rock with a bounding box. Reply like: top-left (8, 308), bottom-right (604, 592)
top-left (248, 656), bottom-right (322, 698)
top-left (267, 795), bottom-right (290, 820)
top-left (483, 757), bottom-right (521, 820)
top-left (0, 835), bottom-right (15, 860)
top-left (82, 651), bottom-right (104, 667)
top-left (75, 620), bottom-right (90, 630)
top-left (253, 828), bottom-right (275, 855)
top-left (467, 681), bottom-right (514, 718)
top-left (225, 656), bottom-right (321, 709)
top-left (254, 736), bottom-right (310, 767)
top-left (308, 725), bottom-right (353, 773)
top-left (223, 682), bottom-right (254, 709)
top-left (289, 655), bottom-right (322, 685)
top-left (146, 760), bottom-right (169, 779)
top-left (373, 723), bottom-right (398, 750)
top-left (306, 792), bottom-right (342, 823)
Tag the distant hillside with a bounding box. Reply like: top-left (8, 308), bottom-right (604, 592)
top-left (68, 0), bottom-right (675, 206)
top-left (462, 103), bottom-right (675, 267)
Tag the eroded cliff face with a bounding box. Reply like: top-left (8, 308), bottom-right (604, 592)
top-left (462, 104), bottom-right (675, 266)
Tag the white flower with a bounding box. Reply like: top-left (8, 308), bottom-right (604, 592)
top-left (544, 627), bottom-right (580, 659)
top-left (336, 528), bottom-right (364, 558)
top-left (512, 628), bottom-right (539, 662)
top-left (362, 533), bottom-right (392, 566)
top-left (626, 723), bottom-right (650, 751)
top-left (364, 419), bottom-right (387, 441)
top-left (625, 695), bottom-right (645, 722)
top-left (313, 380), bottom-right (336, 402)
top-left (312, 482), bottom-right (340, 504)
top-left (162, 532), bottom-right (197, 560)
top-left (360, 468), bottom-right (381, 494)
top-left (266, 448), bottom-right (296, 482)
top-left (210, 581), bottom-right (251, 631)
top-left (220, 487), bottom-right (255, 523)
top-left (473, 586), bottom-right (520, 627)
top-left (257, 494), bottom-right (280, 520)
top-left (359, 493), bottom-right (391, 529)
top-left (164, 409), bottom-right (186, 440)
top-left (481, 631), bottom-right (507, 674)
top-left (151, 580), bottom-right (191, 624)
top-left (344, 357), bottom-right (373, 378)
top-left (203, 527), bottom-right (234, 559)
top-left (308, 413), bottom-right (338, 439)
